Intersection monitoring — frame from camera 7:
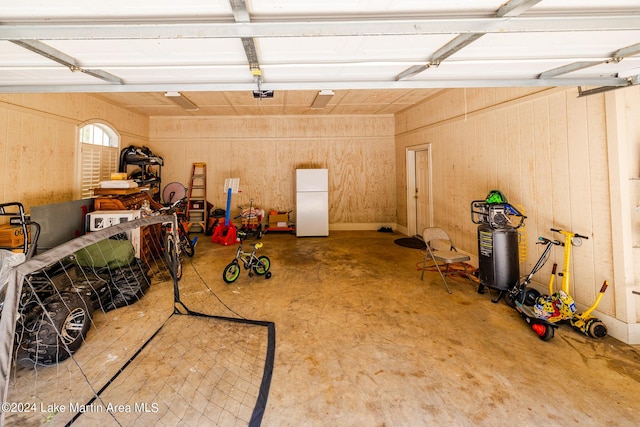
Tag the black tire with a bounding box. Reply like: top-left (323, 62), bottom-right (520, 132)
top-left (524, 288), bottom-right (540, 306)
top-left (586, 319), bottom-right (608, 338)
top-left (181, 234), bottom-right (195, 257)
top-left (24, 292), bottom-right (94, 365)
top-left (535, 324), bottom-right (554, 341)
top-left (541, 325), bottom-right (554, 341)
top-left (178, 221), bottom-right (195, 257)
top-left (253, 256), bottom-right (271, 275)
top-left (164, 234), bottom-right (182, 280)
top-left (223, 261), bottom-right (241, 283)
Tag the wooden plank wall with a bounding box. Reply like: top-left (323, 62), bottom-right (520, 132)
top-left (148, 115), bottom-right (396, 227)
top-left (395, 87), bottom-right (617, 316)
top-left (618, 86), bottom-right (640, 325)
top-left (0, 94), bottom-right (149, 210)
top-left (3, 89), bottom-right (637, 327)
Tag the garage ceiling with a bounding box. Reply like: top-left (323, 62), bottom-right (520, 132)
top-left (1, 0), bottom-right (639, 116)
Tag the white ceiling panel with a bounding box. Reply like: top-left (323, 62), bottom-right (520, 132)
top-left (258, 35), bottom-right (455, 63)
top-left (0, 40), bottom-right (53, 65)
top-left (248, 0), bottom-right (504, 17)
top-left (0, 68), bottom-right (109, 86)
top-left (0, 0), bottom-right (639, 115)
top-left (456, 31), bottom-right (640, 60)
top-left (102, 66), bottom-right (254, 85)
top-left (527, 0), bottom-right (640, 13)
top-left (1, 0), bottom-right (233, 20)
top-left (43, 39), bottom-right (248, 67)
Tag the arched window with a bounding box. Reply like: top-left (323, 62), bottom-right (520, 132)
top-left (78, 122), bottom-right (120, 198)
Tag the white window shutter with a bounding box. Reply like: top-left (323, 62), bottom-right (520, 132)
top-left (80, 143), bottom-right (119, 198)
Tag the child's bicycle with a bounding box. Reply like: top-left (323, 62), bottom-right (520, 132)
top-left (222, 231), bottom-right (272, 283)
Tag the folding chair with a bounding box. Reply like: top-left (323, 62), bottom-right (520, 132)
top-left (420, 227), bottom-right (471, 294)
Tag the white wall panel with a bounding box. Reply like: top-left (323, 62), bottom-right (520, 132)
top-left (395, 87), bottom-right (621, 321)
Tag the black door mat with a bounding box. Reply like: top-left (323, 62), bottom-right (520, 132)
top-left (394, 237), bottom-right (426, 250)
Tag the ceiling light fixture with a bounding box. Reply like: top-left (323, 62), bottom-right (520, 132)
top-left (311, 90), bottom-right (334, 109)
top-left (164, 91), bottom-right (199, 111)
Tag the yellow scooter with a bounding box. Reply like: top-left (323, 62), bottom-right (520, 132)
top-left (536, 229), bottom-right (608, 338)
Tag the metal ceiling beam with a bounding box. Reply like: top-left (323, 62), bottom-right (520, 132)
top-left (80, 69), bottom-right (124, 84)
top-left (229, 0), bottom-right (261, 75)
top-left (10, 39), bottom-right (80, 69)
top-left (539, 42), bottom-right (640, 79)
top-left (396, 0), bottom-right (541, 80)
top-left (0, 77), bottom-right (627, 94)
top-left (577, 74), bottom-right (639, 97)
top-left (496, 0), bottom-right (543, 17)
top-left (229, 0), bottom-right (250, 23)
top-left (428, 33), bottom-right (485, 67)
top-left (615, 42), bottom-right (640, 59)
top-left (1, 16), bottom-right (639, 40)
top-left (10, 39), bottom-right (124, 84)
top-left (397, 1), bottom-right (542, 78)
top-left (538, 61), bottom-right (604, 79)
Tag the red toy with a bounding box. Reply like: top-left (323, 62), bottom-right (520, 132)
top-left (211, 187), bottom-right (238, 246)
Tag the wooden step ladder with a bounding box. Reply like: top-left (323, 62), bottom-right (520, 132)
top-left (186, 162), bottom-right (207, 232)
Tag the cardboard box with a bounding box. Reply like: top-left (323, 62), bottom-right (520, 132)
top-left (269, 213), bottom-right (289, 224)
top-left (0, 224), bottom-right (31, 248)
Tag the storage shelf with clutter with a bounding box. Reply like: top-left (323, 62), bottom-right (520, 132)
top-left (118, 145), bottom-right (164, 202)
top-left (264, 210), bottom-right (295, 234)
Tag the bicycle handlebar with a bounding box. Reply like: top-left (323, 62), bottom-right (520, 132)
top-left (159, 197), bottom-right (187, 213)
top-left (537, 237), bottom-right (561, 246)
top-left (550, 228), bottom-right (589, 240)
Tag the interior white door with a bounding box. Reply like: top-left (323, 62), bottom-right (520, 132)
top-left (415, 148), bottom-right (430, 237)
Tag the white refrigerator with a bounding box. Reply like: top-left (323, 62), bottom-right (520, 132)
top-left (296, 169), bottom-right (329, 237)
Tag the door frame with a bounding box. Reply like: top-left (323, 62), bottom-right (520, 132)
top-left (406, 143), bottom-right (433, 237)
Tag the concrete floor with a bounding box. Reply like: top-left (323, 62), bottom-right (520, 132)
top-left (185, 230), bottom-right (640, 427)
top-left (6, 230), bottom-right (640, 426)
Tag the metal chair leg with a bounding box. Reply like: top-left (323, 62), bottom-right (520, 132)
top-left (423, 246), bottom-right (452, 294)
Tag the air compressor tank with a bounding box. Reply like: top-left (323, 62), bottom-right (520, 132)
top-left (477, 223), bottom-right (519, 291)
